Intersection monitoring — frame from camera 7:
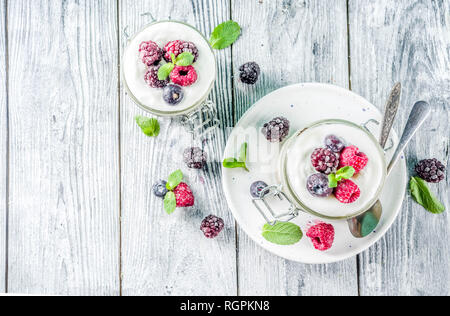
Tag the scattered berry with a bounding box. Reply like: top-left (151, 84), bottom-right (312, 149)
top-left (239, 62), bottom-right (261, 85)
top-left (334, 179), bottom-right (361, 204)
top-left (173, 183), bottom-right (195, 207)
top-left (144, 65), bottom-right (169, 89)
top-left (339, 146), bottom-right (369, 174)
top-left (311, 148), bottom-right (340, 175)
top-left (250, 181), bottom-right (269, 198)
top-left (139, 41), bottom-right (163, 66)
top-left (183, 147), bottom-right (207, 169)
top-left (261, 117), bottom-right (290, 143)
top-left (152, 180), bottom-right (168, 198)
top-left (164, 40), bottom-right (199, 63)
top-left (170, 65), bottom-right (198, 86)
top-left (415, 159), bottom-right (446, 183)
top-left (306, 223), bottom-right (335, 251)
top-left (325, 135), bottom-right (346, 153)
top-left (163, 84), bottom-right (184, 105)
top-left (306, 174), bottom-right (333, 198)
top-left (200, 215), bottom-right (225, 239)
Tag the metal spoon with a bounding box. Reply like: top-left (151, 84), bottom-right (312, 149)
top-left (348, 100), bottom-right (432, 238)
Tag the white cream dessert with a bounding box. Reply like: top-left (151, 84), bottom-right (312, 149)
top-left (284, 121), bottom-right (386, 218)
top-left (122, 21), bottom-right (216, 114)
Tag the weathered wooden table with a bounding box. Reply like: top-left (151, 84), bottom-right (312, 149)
top-left (0, 0), bottom-right (448, 296)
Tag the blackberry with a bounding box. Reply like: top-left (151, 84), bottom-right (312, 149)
top-left (311, 148), bottom-right (340, 175)
top-left (262, 117), bottom-right (290, 143)
top-left (325, 135), bottom-right (346, 153)
top-left (153, 180), bottom-right (168, 198)
top-left (144, 65), bottom-right (169, 89)
top-left (164, 40), bottom-right (199, 63)
top-left (306, 174), bottom-right (333, 198)
top-left (415, 159), bottom-right (446, 183)
top-left (239, 62), bottom-right (260, 85)
top-left (183, 147), bottom-right (207, 169)
top-left (201, 215), bottom-right (225, 239)
top-left (163, 84), bottom-right (184, 105)
top-left (139, 41), bottom-right (163, 66)
top-left (250, 181), bottom-right (268, 198)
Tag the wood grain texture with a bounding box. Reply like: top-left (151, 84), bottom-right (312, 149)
top-left (119, 0), bottom-right (237, 296)
top-left (349, 0), bottom-right (450, 296)
top-left (232, 0), bottom-right (358, 296)
top-left (0, 0), bottom-right (6, 293)
top-left (7, 0), bottom-right (120, 295)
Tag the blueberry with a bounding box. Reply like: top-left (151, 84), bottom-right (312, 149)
top-left (163, 84), bottom-right (184, 105)
top-left (250, 181), bottom-right (269, 198)
top-left (325, 135), bottom-right (346, 153)
top-left (306, 174), bottom-right (333, 198)
top-left (153, 180), bottom-right (168, 198)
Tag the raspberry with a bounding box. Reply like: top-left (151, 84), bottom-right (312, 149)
top-left (311, 148), bottom-right (340, 175)
top-left (415, 159), bottom-right (446, 183)
top-left (239, 62), bottom-right (260, 85)
top-left (170, 65), bottom-right (198, 87)
top-left (306, 174), bottom-right (333, 197)
top-left (200, 215), bottom-right (225, 239)
top-left (144, 65), bottom-right (169, 89)
top-left (325, 135), bottom-right (346, 153)
top-left (334, 179), bottom-right (361, 204)
top-left (139, 41), bottom-right (163, 66)
top-left (183, 147), bottom-right (207, 169)
top-left (306, 223), bottom-right (335, 251)
top-left (173, 183), bottom-right (195, 207)
top-left (261, 117), bottom-right (290, 143)
top-left (250, 181), bottom-right (268, 198)
top-left (164, 40), bottom-right (199, 63)
top-left (152, 180), bottom-right (168, 198)
top-left (339, 146), bottom-right (369, 174)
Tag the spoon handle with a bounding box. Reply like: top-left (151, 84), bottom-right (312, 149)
top-left (380, 83), bottom-right (402, 148)
top-left (387, 101), bottom-right (431, 174)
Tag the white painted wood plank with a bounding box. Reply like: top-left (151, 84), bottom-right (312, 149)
top-left (0, 0), bottom-right (7, 293)
top-left (7, 0), bottom-right (120, 295)
top-left (119, 0), bottom-right (237, 296)
top-left (233, 0), bottom-right (358, 296)
top-left (349, 0), bottom-right (450, 296)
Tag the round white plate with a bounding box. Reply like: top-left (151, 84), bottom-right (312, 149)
top-left (222, 83), bottom-right (408, 264)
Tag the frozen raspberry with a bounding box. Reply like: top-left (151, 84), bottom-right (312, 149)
top-left (139, 41), bottom-right (163, 66)
top-left (239, 62), bottom-right (261, 85)
top-left (415, 159), bottom-right (446, 183)
top-left (311, 148), bottom-right (340, 175)
top-left (307, 174), bottom-right (333, 197)
top-left (170, 65), bottom-right (198, 87)
top-left (200, 215), bottom-right (225, 239)
top-left (339, 146), bottom-right (369, 174)
top-left (164, 40), bottom-right (199, 62)
top-left (250, 181), bottom-right (268, 198)
top-left (183, 147), bottom-right (207, 169)
top-left (261, 117), bottom-right (290, 143)
top-left (173, 183), bottom-right (195, 207)
top-left (307, 223), bottom-right (335, 251)
top-left (152, 180), bottom-right (168, 198)
top-left (325, 135), bottom-right (346, 153)
top-left (334, 179), bottom-right (361, 204)
top-left (144, 65), bottom-right (169, 89)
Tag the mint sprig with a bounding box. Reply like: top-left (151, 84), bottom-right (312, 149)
top-left (167, 169), bottom-right (183, 191)
top-left (223, 142), bottom-right (249, 172)
top-left (157, 52), bottom-right (195, 80)
top-left (135, 116), bottom-right (160, 137)
top-left (410, 177), bottom-right (445, 214)
top-left (262, 222), bottom-right (303, 245)
top-left (163, 169), bottom-right (184, 214)
top-left (328, 166), bottom-right (356, 188)
top-left (210, 21), bottom-right (241, 50)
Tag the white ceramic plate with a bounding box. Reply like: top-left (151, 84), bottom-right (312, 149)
top-left (222, 83), bottom-right (408, 264)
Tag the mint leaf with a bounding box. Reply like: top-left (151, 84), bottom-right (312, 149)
top-left (158, 62), bottom-right (175, 80)
top-left (175, 52), bottom-right (195, 66)
top-left (210, 21), bottom-right (241, 50)
top-left (167, 169), bottom-right (183, 191)
top-left (328, 174), bottom-right (338, 188)
top-left (223, 142), bottom-right (249, 171)
top-left (262, 222), bottom-right (303, 245)
top-left (170, 53), bottom-right (176, 64)
top-left (410, 177), bottom-right (445, 214)
top-left (239, 142), bottom-right (248, 163)
top-left (164, 192), bottom-right (177, 214)
top-left (135, 116), bottom-right (160, 137)
top-left (336, 166), bottom-right (356, 181)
